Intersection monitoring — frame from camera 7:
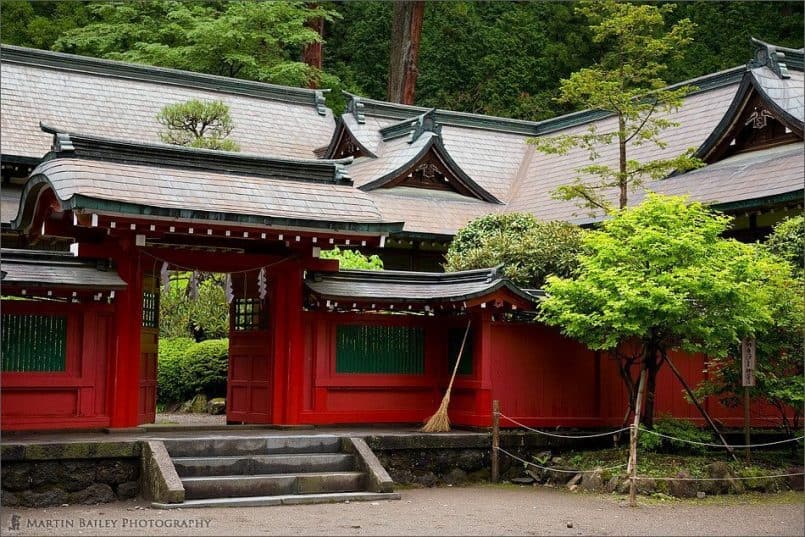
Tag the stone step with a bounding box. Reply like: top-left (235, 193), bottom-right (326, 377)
top-left (162, 435), bottom-right (342, 458)
top-left (182, 471), bottom-right (366, 500)
top-left (152, 491), bottom-right (402, 509)
top-left (172, 453), bottom-right (356, 477)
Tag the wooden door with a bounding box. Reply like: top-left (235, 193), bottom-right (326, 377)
top-left (227, 298), bottom-right (272, 423)
top-left (138, 275), bottom-right (158, 424)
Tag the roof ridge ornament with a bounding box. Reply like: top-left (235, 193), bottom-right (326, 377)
top-left (409, 108), bottom-right (441, 144)
top-left (748, 37), bottom-right (802, 79)
top-left (347, 96), bottom-right (366, 124)
top-left (314, 90), bottom-right (328, 116)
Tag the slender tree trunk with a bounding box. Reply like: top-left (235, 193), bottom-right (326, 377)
top-left (302, 4), bottom-right (324, 88)
top-left (642, 342), bottom-right (658, 429)
top-left (618, 114), bottom-right (628, 209)
top-left (387, 0), bottom-right (425, 104)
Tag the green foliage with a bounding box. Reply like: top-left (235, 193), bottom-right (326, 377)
top-left (638, 416), bottom-right (713, 454)
top-left (156, 336), bottom-right (195, 404)
top-left (766, 216), bottom-right (804, 270)
top-left (159, 272), bottom-right (228, 341)
top-left (529, 0), bottom-right (702, 213)
top-left (444, 212), bottom-right (584, 289)
top-left (696, 217), bottom-right (805, 433)
top-left (320, 246), bottom-right (384, 270)
top-left (157, 99), bottom-right (239, 151)
top-left (157, 337), bottom-right (228, 404)
top-left (49, 0), bottom-right (339, 88)
top-left (540, 194), bottom-right (794, 425)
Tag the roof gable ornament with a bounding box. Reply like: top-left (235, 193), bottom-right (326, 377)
top-left (52, 133), bottom-right (75, 154)
top-left (379, 108), bottom-right (442, 143)
top-left (347, 96), bottom-right (366, 124)
top-left (358, 136), bottom-right (501, 204)
top-left (748, 38), bottom-right (803, 79)
top-left (318, 117), bottom-right (377, 159)
top-left (314, 90), bottom-right (328, 116)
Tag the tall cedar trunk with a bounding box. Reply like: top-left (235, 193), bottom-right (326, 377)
top-left (302, 4), bottom-right (324, 88)
top-left (618, 114), bottom-right (628, 209)
top-left (642, 343), bottom-right (659, 429)
top-left (387, 0), bottom-right (425, 104)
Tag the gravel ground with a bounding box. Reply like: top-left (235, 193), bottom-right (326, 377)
top-left (155, 413), bottom-right (226, 426)
top-left (1, 486), bottom-right (802, 536)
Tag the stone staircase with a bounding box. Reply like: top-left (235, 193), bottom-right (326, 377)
top-left (150, 435), bottom-right (400, 508)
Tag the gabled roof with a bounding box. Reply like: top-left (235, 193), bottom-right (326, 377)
top-left (1, 248), bottom-right (126, 291)
top-left (12, 127), bottom-right (402, 236)
top-left (305, 266), bottom-right (538, 310)
top-left (695, 41), bottom-right (804, 163)
top-left (0, 45), bottom-right (334, 161)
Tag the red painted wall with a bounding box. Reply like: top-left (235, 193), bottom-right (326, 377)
top-left (1, 301), bottom-right (115, 431)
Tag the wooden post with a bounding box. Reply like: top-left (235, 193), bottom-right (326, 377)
top-left (491, 399), bottom-right (500, 483)
top-left (665, 355), bottom-right (738, 462)
top-left (629, 368), bottom-right (647, 507)
top-left (744, 387), bottom-right (751, 463)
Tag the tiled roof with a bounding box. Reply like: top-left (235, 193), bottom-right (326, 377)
top-left (751, 67), bottom-right (804, 123)
top-left (648, 143), bottom-right (804, 208)
top-left (509, 83), bottom-right (743, 223)
top-left (305, 265), bottom-right (538, 305)
top-left (1, 248), bottom-right (126, 290)
top-left (13, 129), bottom-right (402, 234)
top-left (0, 45), bottom-right (334, 161)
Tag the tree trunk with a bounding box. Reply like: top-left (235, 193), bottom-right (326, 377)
top-left (618, 114), bottom-right (628, 209)
top-left (641, 343), bottom-right (659, 429)
top-left (302, 4), bottom-right (324, 88)
top-left (387, 0), bottom-right (424, 104)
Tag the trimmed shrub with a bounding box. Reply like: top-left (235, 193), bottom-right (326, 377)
top-left (157, 337), bottom-right (228, 404)
top-left (183, 339), bottom-right (229, 399)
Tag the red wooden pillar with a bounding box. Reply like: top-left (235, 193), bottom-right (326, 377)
top-left (107, 238), bottom-right (143, 428)
top-left (284, 262), bottom-right (306, 424)
top-left (475, 310), bottom-right (494, 423)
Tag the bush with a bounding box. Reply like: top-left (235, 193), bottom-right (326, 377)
top-left (183, 339), bottom-right (229, 399)
top-left (157, 337), bottom-right (228, 404)
top-left (638, 415), bottom-right (714, 454)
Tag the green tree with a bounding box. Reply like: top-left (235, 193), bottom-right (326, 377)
top-left (766, 215), bottom-right (805, 270)
top-left (320, 247), bottom-right (384, 270)
top-left (444, 213), bottom-right (584, 289)
top-left (160, 273), bottom-right (228, 341)
top-left (157, 99), bottom-right (240, 151)
top-left (50, 0), bottom-right (339, 88)
top-left (539, 194), bottom-right (792, 427)
top-left (529, 1), bottom-right (702, 213)
top-left (696, 216), bottom-right (805, 435)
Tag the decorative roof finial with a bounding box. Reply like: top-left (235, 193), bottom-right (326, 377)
top-left (409, 108), bottom-right (442, 144)
top-left (749, 37), bottom-right (795, 79)
top-left (347, 96), bottom-right (366, 124)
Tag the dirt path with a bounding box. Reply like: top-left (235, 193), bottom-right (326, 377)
top-left (2, 486), bottom-right (802, 536)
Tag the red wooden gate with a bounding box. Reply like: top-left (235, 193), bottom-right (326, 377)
top-left (227, 298), bottom-right (272, 423)
top-left (138, 274), bottom-right (158, 424)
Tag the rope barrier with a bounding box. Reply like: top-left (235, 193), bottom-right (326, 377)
top-left (634, 472), bottom-right (805, 482)
top-left (496, 446), bottom-right (804, 483)
top-left (639, 428), bottom-right (805, 449)
top-left (141, 249), bottom-right (297, 274)
top-left (498, 413), bottom-right (631, 439)
top-left (495, 446), bottom-right (627, 474)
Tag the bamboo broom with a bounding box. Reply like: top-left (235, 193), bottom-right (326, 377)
top-left (421, 319), bottom-right (471, 433)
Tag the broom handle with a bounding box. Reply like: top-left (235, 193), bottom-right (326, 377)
top-left (446, 319), bottom-right (472, 394)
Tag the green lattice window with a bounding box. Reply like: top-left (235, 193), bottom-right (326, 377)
top-left (336, 325), bottom-right (424, 374)
top-left (233, 298), bottom-right (266, 331)
top-left (142, 290), bottom-right (159, 328)
top-left (447, 327), bottom-right (474, 376)
top-left (1, 314), bottom-right (67, 372)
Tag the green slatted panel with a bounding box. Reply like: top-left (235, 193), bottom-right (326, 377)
top-left (1, 314), bottom-right (67, 372)
top-left (336, 325), bottom-right (424, 374)
top-left (447, 327), bottom-right (474, 376)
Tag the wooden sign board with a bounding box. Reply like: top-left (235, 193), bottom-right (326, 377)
top-left (741, 337), bottom-right (756, 387)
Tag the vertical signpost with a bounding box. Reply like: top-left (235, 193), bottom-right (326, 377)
top-left (741, 337), bottom-right (756, 463)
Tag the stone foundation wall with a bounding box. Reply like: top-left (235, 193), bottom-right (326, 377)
top-left (1, 458), bottom-right (140, 507)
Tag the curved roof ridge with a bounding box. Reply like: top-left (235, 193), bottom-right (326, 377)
top-left (39, 123), bottom-right (355, 185)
